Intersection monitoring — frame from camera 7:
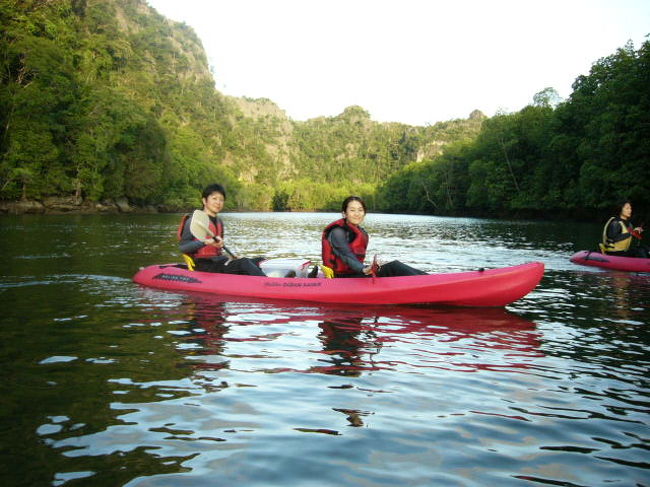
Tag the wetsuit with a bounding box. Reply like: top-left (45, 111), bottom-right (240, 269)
top-left (603, 217), bottom-right (648, 258)
top-left (322, 219), bottom-right (368, 276)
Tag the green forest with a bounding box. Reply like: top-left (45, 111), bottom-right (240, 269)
top-left (1, 0), bottom-right (649, 219)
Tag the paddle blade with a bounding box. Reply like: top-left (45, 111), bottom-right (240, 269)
top-left (189, 210), bottom-right (236, 259)
top-left (189, 209), bottom-right (214, 240)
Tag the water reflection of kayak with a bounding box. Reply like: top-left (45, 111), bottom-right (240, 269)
top-left (164, 294), bottom-right (541, 376)
top-left (133, 261), bottom-right (544, 307)
top-left (570, 250), bottom-right (650, 273)
top-left (166, 293), bottom-right (539, 331)
top-left (312, 306), bottom-right (541, 376)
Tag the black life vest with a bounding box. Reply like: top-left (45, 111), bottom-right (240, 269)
top-left (321, 218), bottom-right (368, 275)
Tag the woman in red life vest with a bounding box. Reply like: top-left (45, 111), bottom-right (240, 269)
top-left (322, 196), bottom-right (427, 277)
top-left (178, 183), bottom-right (266, 275)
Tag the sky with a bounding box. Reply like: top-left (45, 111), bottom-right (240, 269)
top-left (146, 0), bottom-right (650, 126)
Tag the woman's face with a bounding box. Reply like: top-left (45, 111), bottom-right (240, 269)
top-left (344, 200), bottom-right (366, 226)
top-left (621, 202), bottom-right (632, 219)
top-left (202, 191), bottom-right (225, 216)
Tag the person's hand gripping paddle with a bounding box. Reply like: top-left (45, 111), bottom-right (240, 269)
top-left (189, 209), bottom-right (238, 259)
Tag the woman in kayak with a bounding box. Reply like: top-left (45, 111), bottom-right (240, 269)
top-left (322, 196), bottom-right (427, 277)
top-left (602, 200), bottom-right (648, 258)
top-left (178, 184), bottom-right (266, 275)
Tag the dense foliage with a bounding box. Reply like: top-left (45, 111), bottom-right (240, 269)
top-left (1, 0), bottom-right (647, 219)
top-left (378, 42), bottom-right (650, 219)
top-left (1, 0), bottom-right (239, 210)
top-left (0, 0), bottom-right (481, 212)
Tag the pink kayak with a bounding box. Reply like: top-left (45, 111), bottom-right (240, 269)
top-left (570, 250), bottom-right (650, 273)
top-left (133, 261), bottom-right (544, 307)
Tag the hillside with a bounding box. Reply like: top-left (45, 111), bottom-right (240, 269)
top-left (0, 0), bottom-right (484, 213)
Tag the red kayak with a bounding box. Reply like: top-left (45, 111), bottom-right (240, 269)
top-left (570, 250), bottom-right (650, 273)
top-left (133, 261), bottom-right (544, 307)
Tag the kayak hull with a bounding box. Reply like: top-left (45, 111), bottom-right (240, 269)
top-left (570, 250), bottom-right (650, 273)
top-left (133, 261), bottom-right (544, 307)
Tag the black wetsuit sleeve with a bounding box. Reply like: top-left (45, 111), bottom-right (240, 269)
top-left (328, 227), bottom-right (365, 273)
top-left (179, 215), bottom-right (205, 255)
top-left (607, 219), bottom-right (630, 243)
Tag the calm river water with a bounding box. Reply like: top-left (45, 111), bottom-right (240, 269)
top-left (0, 212), bottom-right (648, 487)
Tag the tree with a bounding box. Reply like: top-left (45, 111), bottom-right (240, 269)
top-left (533, 87), bottom-right (562, 108)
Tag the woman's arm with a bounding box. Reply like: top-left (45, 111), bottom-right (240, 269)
top-left (328, 227), bottom-right (365, 273)
top-left (179, 215), bottom-right (206, 254)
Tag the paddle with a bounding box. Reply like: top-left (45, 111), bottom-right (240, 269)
top-left (370, 255), bottom-right (379, 279)
top-left (189, 209), bottom-right (238, 259)
top-left (364, 255), bottom-right (380, 283)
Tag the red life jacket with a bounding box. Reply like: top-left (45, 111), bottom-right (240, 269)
top-left (321, 218), bottom-right (368, 275)
top-left (177, 214), bottom-right (224, 258)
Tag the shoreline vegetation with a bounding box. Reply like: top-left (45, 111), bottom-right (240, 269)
top-left (0, 197), bottom-right (597, 224)
top-left (0, 196), bottom-right (154, 215)
top-left (1, 1), bottom-right (648, 221)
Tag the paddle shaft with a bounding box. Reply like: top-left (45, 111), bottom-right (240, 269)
top-left (370, 255), bottom-right (379, 279)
